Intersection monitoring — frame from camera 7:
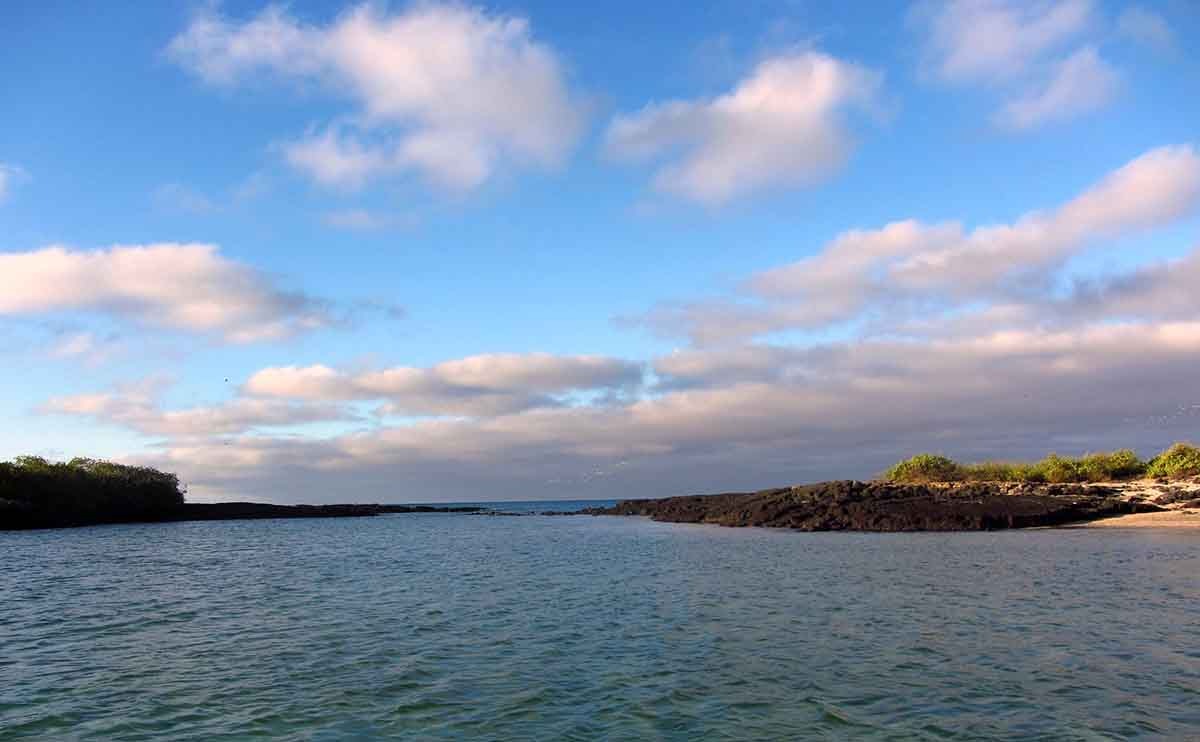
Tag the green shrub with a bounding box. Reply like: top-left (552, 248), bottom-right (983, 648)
top-left (885, 454), bottom-right (963, 483)
top-left (1038, 454), bottom-right (1085, 483)
top-left (1146, 443), bottom-right (1200, 479)
top-left (960, 461), bottom-right (1048, 483)
top-left (1077, 449), bottom-right (1146, 481)
top-left (885, 447), bottom-right (1157, 484)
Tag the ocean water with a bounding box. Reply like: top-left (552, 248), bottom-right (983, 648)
top-left (2, 510), bottom-right (1198, 740)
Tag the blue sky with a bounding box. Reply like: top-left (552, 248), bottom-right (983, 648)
top-left (2, 0), bottom-right (1198, 502)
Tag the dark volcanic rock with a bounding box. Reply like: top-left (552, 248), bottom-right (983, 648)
top-left (179, 502), bottom-right (484, 521)
top-left (377, 504), bottom-right (486, 514)
top-left (178, 502), bottom-right (384, 520)
top-left (587, 481), bottom-right (1163, 531)
top-left (1, 500), bottom-right (487, 530)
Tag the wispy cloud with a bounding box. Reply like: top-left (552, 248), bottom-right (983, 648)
top-left (1117, 6), bottom-right (1176, 53)
top-left (912, 0), bottom-right (1124, 130)
top-left (152, 172), bottom-right (272, 214)
top-left (0, 163), bottom-right (27, 203)
top-left (43, 379), bottom-right (354, 437)
top-left (994, 45), bottom-right (1119, 130)
top-left (321, 208), bottom-right (413, 231)
top-left (152, 183), bottom-right (218, 214)
top-left (915, 0), bottom-right (1094, 83)
top-left (245, 353), bottom-right (644, 417)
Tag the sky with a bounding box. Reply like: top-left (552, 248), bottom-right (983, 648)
top-left (1, 0), bottom-right (1199, 503)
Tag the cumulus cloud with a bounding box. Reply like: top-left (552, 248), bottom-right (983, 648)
top-left (0, 243), bottom-right (333, 343)
top-left (245, 353), bottom-right (644, 417)
top-left (605, 51), bottom-right (880, 204)
top-left (995, 46), bottom-right (1118, 130)
top-left (168, 3), bottom-right (587, 191)
top-left (638, 144), bottom-right (1200, 344)
top-left (1117, 6), bottom-right (1175, 52)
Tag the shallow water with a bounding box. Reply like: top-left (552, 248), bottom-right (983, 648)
top-left (2, 510), bottom-right (1198, 740)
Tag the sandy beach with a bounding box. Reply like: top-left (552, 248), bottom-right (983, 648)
top-left (1083, 479), bottom-right (1200, 528)
top-left (1083, 509), bottom-right (1200, 528)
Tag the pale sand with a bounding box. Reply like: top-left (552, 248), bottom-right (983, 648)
top-left (1083, 509), bottom-right (1200, 528)
top-left (1071, 479), bottom-right (1200, 528)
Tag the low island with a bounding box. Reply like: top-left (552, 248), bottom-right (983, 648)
top-left (585, 444), bottom-right (1200, 531)
top-left (0, 456), bottom-right (481, 531)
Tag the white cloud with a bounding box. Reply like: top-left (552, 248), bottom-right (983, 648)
top-left (0, 243), bottom-right (333, 343)
top-left (1117, 6), bottom-right (1175, 52)
top-left (245, 353), bottom-right (644, 417)
top-left (605, 51), bottom-right (880, 204)
top-left (995, 46), bottom-right (1118, 129)
top-left (916, 0), bottom-right (1094, 82)
top-left (168, 3), bottom-right (587, 191)
top-left (281, 129), bottom-right (392, 190)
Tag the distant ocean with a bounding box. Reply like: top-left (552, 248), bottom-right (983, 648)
top-left (3, 510), bottom-right (1198, 739)
top-left (441, 498), bottom-right (618, 513)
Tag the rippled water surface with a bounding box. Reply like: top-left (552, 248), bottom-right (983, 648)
top-left (3, 510), bottom-right (1199, 740)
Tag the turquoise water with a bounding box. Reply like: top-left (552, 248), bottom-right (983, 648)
top-left (3, 510), bottom-right (1199, 740)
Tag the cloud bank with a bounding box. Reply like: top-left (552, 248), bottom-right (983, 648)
top-left (37, 142), bottom-right (1200, 502)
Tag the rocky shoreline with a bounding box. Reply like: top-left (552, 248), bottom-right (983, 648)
top-left (1, 502), bottom-right (486, 530)
top-left (583, 480), bottom-right (1200, 531)
top-left (176, 502), bottom-right (486, 521)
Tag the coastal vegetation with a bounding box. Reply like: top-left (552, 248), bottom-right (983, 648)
top-left (0, 456), bottom-right (487, 530)
top-left (0, 456), bottom-right (185, 529)
top-left (885, 443), bottom-right (1200, 484)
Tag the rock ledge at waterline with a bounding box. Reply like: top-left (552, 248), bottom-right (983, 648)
top-left (583, 480), bottom-right (1200, 531)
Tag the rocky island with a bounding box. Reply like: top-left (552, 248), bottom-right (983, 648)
top-left (585, 480), bottom-right (1196, 530)
top-left (586, 445), bottom-right (1200, 531)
